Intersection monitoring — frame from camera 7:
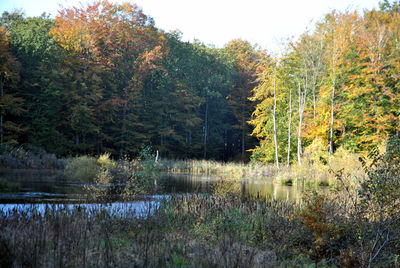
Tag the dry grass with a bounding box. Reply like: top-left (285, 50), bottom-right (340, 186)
top-left (1, 183), bottom-right (399, 267)
top-left (158, 159), bottom-right (276, 178)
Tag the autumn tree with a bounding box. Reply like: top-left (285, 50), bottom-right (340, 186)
top-left (1, 12), bottom-right (74, 153)
top-left (250, 57), bottom-right (290, 164)
top-left (0, 25), bottom-right (22, 145)
top-left (321, 11), bottom-right (358, 161)
top-left (249, 5), bottom-right (400, 164)
top-left (224, 39), bottom-right (265, 161)
top-left (340, 8), bottom-right (398, 151)
top-left (145, 32), bottom-right (203, 158)
top-left (51, 0), bottom-right (167, 156)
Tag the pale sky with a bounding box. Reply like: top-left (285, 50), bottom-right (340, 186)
top-left (0, 0), bottom-right (380, 53)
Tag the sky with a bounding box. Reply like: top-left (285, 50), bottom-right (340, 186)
top-left (0, 0), bottom-right (380, 53)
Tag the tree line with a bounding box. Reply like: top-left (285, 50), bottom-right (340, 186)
top-left (0, 1), bottom-right (264, 160)
top-left (1, 0), bottom-right (399, 163)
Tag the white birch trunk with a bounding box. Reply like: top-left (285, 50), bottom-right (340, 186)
top-left (273, 68), bottom-right (279, 169)
top-left (297, 82), bottom-right (305, 165)
top-left (287, 87), bottom-right (292, 166)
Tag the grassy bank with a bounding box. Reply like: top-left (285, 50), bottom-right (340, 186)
top-left (1, 147), bottom-right (399, 267)
top-left (1, 143), bottom-right (364, 189)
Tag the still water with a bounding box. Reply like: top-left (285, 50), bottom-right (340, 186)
top-left (0, 169), bottom-right (316, 216)
top-left (161, 174), bottom-right (305, 202)
top-left (0, 169), bottom-right (306, 203)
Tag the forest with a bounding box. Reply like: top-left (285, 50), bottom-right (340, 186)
top-left (0, 1), bottom-right (399, 164)
top-left (0, 1), bottom-right (264, 161)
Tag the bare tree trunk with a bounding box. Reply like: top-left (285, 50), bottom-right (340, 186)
top-left (203, 99), bottom-right (208, 159)
top-left (329, 68), bottom-right (336, 162)
top-left (287, 87), bottom-right (292, 166)
top-left (297, 82), bottom-right (306, 165)
top-left (297, 114), bottom-right (303, 165)
top-left (273, 68), bottom-right (279, 169)
top-left (155, 150), bottom-right (159, 163)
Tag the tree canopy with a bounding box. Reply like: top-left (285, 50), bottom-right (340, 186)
top-left (1, 0), bottom-right (399, 162)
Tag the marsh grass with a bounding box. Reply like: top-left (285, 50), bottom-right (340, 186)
top-left (158, 159), bottom-right (276, 178)
top-left (272, 147), bottom-right (364, 187)
top-left (0, 196), bottom-right (306, 267)
top-left (1, 187), bottom-right (398, 267)
top-left (159, 148), bottom-right (364, 188)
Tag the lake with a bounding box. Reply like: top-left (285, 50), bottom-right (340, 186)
top-left (0, 169), bottom-right (308, 202)
top-left (0, 169), bottom-right (314, 216)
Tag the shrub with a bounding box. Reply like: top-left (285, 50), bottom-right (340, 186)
top-left (85, 148), bottom-right (159, 201)
top-left (64, 156), bottom-right (99, 182)
top-left (97, 153), bottom-right (114, 168)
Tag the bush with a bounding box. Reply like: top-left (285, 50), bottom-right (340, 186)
top-left (84, 149), bottom-right (159, 201)
top-left (64, 156), bottom-right (99, 182)
top-left (97, 152), bottom-right (114, 168)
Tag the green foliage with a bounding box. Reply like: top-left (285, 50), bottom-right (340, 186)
top-left (137, 148), bottom-right (159, 179)
top-left (0, 24), bottom-right (23, 144)
top-left (64, 156), bottom-right (99, 182)
top-left (385, 134), bottom-right (400, 157)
